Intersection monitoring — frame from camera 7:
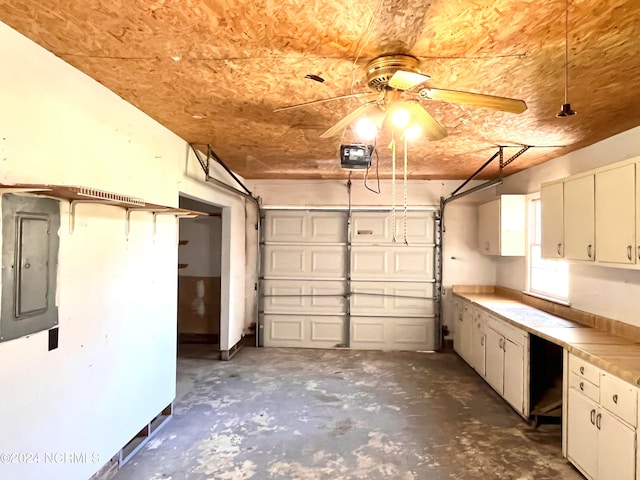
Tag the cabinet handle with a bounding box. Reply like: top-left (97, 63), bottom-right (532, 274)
top-left (596, 413), bottom-right (602, 430)
top-left (458, 315), bottom-right (463, 322)
top-left (580, 366), bottom-right (584, 375)
top-left (613, 394), bottom-right (618, 404)
top-left (481, 335), bottom-right (485, 346)
top-left (557, 243), bottom-right (562, 255)
top-left (590, 409), bottom-right (596, 425)
top-left (627, 245), bottom-right (633, 261)
top-left (637, 246), bottom-right (640, 260)
top-left (579, 381), bottom-right (584, 391)
top-left (485, 242), bottom-right (490, 251)
top-left (587, 244), bottom-right (593, 259)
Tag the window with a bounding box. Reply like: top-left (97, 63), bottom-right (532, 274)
top-left (527, 196), bottom-right (569, 302)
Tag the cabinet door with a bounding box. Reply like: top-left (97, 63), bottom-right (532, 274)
top-left (541, 182), bottom-right (564, 258)
top-left (485, 327), bottom-right (504, 394)
top-left (567, 389), bottom-right (598, 480)
top-left (478, 200), bottom-right (500, 255)
top-left (471, 311), bottom-right (486, 377)
top-left (453, 300), bottom-right (463, 357)
top-left (460, 302), bottom-right (473, 362)
top-left (595, 163), bottom-right (635, 264)
top-left (564, 175), bottom-right (595, 261)
top-left (503, 338), bottom-right (524, 415)
top-left (597, 408), bottom-right (636, 480)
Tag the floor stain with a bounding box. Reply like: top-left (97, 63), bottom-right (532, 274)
top-left (115, 346), bottom-right (583, 480)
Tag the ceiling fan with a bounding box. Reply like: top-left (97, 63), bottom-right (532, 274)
top-left (274, 54), bottom-right (528, 141)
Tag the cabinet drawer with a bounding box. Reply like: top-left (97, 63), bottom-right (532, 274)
top-left (569, 372), bottom-right (599, 403)
top-left (569, 355), bottom-right (600, 386)
top-left (600, 373), bottom-right (637, 427)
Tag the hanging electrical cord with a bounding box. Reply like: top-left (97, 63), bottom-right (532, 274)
top-left (364, 140), bottom-right (381, 194)
top-left (403, 134), bottom-right (409, 245)
top-left (391, 132), bottom-right (397, 243)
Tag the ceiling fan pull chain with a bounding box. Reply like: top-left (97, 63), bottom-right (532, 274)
top-left (403, 134), bottom-right (408, 245)
top-left (391, 133), bottom-right (397, 243)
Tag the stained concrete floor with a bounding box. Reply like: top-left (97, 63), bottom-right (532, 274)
top-left (115, 345), bottom-right (583, 480)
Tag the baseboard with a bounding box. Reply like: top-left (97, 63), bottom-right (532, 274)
top-left (220, 337), bottom-right (244, 361)
top-left (91, 403), bottom-right (173, 479)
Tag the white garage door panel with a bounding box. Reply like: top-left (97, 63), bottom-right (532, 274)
top-left (351, 316), bottom-right (435, 350)
top-left (265, 211), bottom-right (346, 243)
top-left (351, 246), bottom-right (434, 280)
top-left (351, 212), bottom-right (435, 244)
top-left (264, 314), bottom-right (345, 348)
top-left (350, 281), bottom-right (435, 315)
top-left (261, 209), bottom-right (438, 351)
top-left (262, 280), bottom-right (346, 314)
top-left (264, 245), bottom-right (345, 279)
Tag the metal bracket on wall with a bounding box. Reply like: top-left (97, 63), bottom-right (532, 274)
top-left (69, 200), bottom-right (123, 235)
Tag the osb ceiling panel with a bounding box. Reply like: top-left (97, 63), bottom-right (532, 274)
top-left (1, 0), bottom-right (640, 179)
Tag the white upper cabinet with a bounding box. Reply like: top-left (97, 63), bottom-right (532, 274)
top-left (541, 182), bottom-right (564, 258)
top-left (564, 174), bottom-right (595, 261)
top-left (478, 195), bottom-right (525, 256)
top-left (595, 163), bottom-right (636, 264)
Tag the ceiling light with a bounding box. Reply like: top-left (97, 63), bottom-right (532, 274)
top-left (192, 114), bottom-right (204, 120)
top-left (557, 0), bottom-right (577, 117)
top-left (171, 55), bottom-right (182, 62)
top-left (405, 124), bottom-right (422, 140)
top-left (390, 108), bottom-right (411, 128)
top-left (354, 118), bottom-right (377, 140)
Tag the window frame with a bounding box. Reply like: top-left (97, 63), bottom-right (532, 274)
top-left (525, 194), bottom-right (569, 304)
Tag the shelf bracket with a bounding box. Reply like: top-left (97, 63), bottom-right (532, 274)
top-left (69, 200), bottom-right (126, 235)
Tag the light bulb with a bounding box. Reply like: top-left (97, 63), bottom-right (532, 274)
top-left (354, 118), bottom-right (377, 140)
top-left (405, 124), bottom-right (422, 140)
top-left (390, 108), bottom-right (411, 128)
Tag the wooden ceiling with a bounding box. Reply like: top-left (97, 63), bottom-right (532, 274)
top-left (1, 0), bottom-right (639, 179)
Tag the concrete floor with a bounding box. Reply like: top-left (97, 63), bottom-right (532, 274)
top-left (115, 345), bottom-right (583, 480)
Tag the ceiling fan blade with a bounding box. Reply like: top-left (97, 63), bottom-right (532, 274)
top-left (419, 88), bottom-right (527, 114)
top-left (387, 70), bottom-right (431, 91)
top-left (406, 102), bottom-right (448, 141)
top-left (319, 102), bottom-right (379, 138)
top-left (274, 92), bottom-right (377, 112)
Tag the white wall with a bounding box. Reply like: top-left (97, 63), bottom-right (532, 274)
top-left (0, 21), bottom-right (251, 480)
top-left (179, 217), bottom-right (222, 277)
top-left (247, 179), bottom-right (496, 337)
top-left (490, 126), bottom-right (640, 326)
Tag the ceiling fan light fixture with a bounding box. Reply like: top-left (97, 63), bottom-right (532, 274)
top-left (354, 117), bottom-right (378, 140)
top-left (556, 103), bottom-right (577, 117)
top-left (390, 108), bottom-right (411, 128)
top-left (404, 124), bottom-right (422, 140)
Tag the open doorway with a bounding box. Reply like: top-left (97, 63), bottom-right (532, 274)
top-left (177, 196), bottom-right (223, 355)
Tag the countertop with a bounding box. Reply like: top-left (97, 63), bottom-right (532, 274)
top-left (453, 292), bottom-right (640, 385)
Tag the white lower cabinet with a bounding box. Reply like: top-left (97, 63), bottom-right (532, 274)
top-left (484, 314), bottom-right (529, 417)
top-left (566, 353), bottom-right (637, 480)
top-left (453, 298), bottom-right (473, 363)
top-left (471, 308), bottom-right (486, 377)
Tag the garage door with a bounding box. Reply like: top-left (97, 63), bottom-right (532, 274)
top-left (260, 209), bottom-right (438, 350)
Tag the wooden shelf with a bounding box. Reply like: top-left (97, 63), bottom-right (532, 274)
top-left (0, 183), bottom-right (209, 234)
top-left (0, 183), bottom-right (205, 215)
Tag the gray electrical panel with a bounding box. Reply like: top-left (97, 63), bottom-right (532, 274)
top-left (1, 194), bottom-right (60, 342)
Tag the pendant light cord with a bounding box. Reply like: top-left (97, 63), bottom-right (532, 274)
top-left (564, 0), bottom-right (570, 105)
top-left (391, 132), bottom-right (397, 243)
top-left (403, 134), bottom-right (408, 245)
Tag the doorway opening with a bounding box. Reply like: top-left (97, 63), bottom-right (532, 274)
top-left (177, 196), bottom-right (223, 356)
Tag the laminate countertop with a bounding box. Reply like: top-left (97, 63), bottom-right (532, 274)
top-left (453, 292), bottom-right (640, 385)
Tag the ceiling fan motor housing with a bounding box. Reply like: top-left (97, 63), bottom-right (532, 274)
top-left (366, 54), bottom-right (421, 91)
